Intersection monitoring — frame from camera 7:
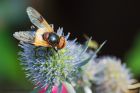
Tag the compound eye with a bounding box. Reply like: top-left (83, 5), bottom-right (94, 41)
top-left (48, 33), bottom-right (60, 46)
top-left (43, 32), bottom-right (49, 41)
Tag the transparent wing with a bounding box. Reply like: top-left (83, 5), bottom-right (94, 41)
top-left (26, 7), bottom-right (53, 32)
top-left (13, 31), bottom-right (35, 43)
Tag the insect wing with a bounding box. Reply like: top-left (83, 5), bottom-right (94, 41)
top-left (13, 31), bottom-right (35, 43)
top-left (26, 7), bottom-right (53, 32)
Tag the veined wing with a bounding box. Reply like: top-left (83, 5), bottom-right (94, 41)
top-left (26, 7), bottom-right (53, 32)
top-left (13, 31), bottom-right (35, 43)
top-left (13, 30), bottom-right (50, 47)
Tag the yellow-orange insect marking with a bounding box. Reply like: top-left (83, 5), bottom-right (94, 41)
top-left (33, 28), bottom-right (51, 47)
top-left (57, 36), bottom-right (66, 49)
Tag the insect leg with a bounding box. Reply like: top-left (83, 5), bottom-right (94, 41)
top-left (53, 47), bottom-right (60, 57)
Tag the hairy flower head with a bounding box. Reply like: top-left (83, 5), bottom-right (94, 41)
top-left (83, 56), bottom-right (140, 93)
top-left (14, 28), bottom-right (95, 88)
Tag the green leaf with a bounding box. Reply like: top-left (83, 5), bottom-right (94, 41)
top-left (0, 27), bottom-right (31, 87)
top-left (125, 32), bottom-right (140, 77)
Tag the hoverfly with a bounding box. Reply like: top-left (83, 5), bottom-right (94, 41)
top-left (13, 7), bottom-right (66, 51)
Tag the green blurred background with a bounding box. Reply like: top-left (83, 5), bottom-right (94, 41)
top-left (0, 0), bottom-right (140, 93)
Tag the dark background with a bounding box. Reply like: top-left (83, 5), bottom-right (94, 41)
top-left (29, 0), bottom-right (140, 58)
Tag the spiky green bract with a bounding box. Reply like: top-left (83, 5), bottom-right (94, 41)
top-left (17, 28), bottom-right (94, 89)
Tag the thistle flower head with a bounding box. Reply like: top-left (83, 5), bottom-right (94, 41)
top-left (83, 56), bottom-right (139, 93)
top-left (14, 28), bottom-right (94, 88)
